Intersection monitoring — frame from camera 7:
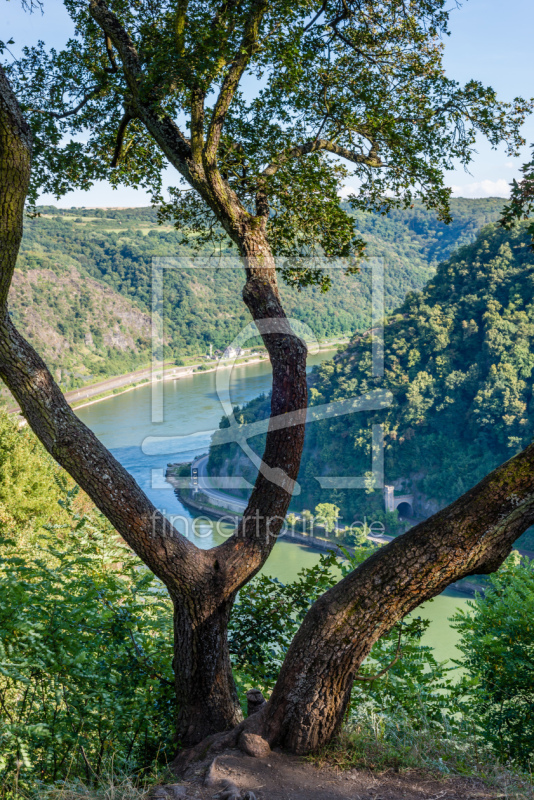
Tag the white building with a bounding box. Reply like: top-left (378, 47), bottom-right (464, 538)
top-left (222, 346), bottom-right (245, 359)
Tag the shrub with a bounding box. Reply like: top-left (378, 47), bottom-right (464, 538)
top-left (0, 486), bottom-right (174, 797)
top-left (451, 556), bottom-right (534, 767)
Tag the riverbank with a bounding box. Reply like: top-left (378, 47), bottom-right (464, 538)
top-left (6, 340), bottom-right (347, 416)
top-left (166, 470), bottom-right (356, 557)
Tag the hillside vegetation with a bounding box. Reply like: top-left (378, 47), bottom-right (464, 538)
top-left (0, 199), bottom-right (504, 408)
top-left (208, 222), bottom-right (534, 549)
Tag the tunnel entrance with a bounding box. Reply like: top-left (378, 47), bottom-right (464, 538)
top-left (396, 501), bottom-right (413, 519)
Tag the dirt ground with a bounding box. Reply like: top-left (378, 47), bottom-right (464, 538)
top-left (158, 748), bottom-right (503, 800)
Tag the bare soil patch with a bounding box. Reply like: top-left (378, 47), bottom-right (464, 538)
top-left (161, 748), bottom-right (501, 800)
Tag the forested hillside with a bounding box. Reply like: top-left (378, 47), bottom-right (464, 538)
top-left (208, 222), bottom-right (534, 548)
top-left (1, 199), bottom-right (504, 408)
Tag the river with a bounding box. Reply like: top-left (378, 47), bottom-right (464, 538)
top-left (77, 351), bottom-right (469, 667)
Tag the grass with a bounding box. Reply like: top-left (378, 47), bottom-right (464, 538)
top-left (40, 776), bottom-right (150, 800)
top-left (38, 766), bottom-right (178, 800)
top-left (309, 707), bottom-right (534, 800)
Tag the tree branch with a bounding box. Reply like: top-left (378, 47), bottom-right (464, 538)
top-left (203, 0), bottom-right (269, 165)
top-left (265, 438), bottom-right (534, 752)
top-left (262, 136), bottom-right (383, 178)
top-left (0, 65), bottom-right (32, 307)
top-left (190, 88), bottom-right (205, 163)
top-left (111, 110), bottom-right (133, 167)
top-left (0, 315), bottom-right (199, 585)
top-left (89, 0), bottom-right (143, 93)
top-left (327, 8), bottom-right (380, 66)
top-left (126, 627), bottom-right (174, 687)
top-left (353, 625), bottom-right (403, 681)
top-left (303, 0), bottom-right (328, 33)
top-left (104, 33), bottom-right (118, 72)
top-left (89, 0), bottom-right (194, 174)
top-left (30, 87), bottom-right (101, 120)
top-left (175, 0), bottom-right (188, 55)
top-left (0, 65), bottom-right (203, 590)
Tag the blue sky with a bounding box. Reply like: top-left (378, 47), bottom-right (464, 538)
top-left (3, 0), bottom-right (534, 206)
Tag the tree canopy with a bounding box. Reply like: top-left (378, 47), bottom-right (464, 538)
top-left (3, 0), bottom-right (530, 284)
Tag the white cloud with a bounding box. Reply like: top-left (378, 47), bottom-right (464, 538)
top-left (450, 179), bottom-right (511, 199)
top-left (338, 185), bottom-right (358, 198)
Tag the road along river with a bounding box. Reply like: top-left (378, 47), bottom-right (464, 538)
top-left (77, 350), bottom-right (469, 666)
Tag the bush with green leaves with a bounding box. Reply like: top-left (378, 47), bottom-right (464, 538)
top-left (0, 485), bottom-right (174, 798)
top-left (452, 557), bottom-right (534, 768)
top-left (351, 614), bottom-right (458, 726)
top-left (342, 523), bottom-right (371, 547)
top-left (229, 552), bottom-right (341, 691)
top-left (313, 503), bottom-right (340, 535)
top-left (0, 412), bottom-right (68, 532)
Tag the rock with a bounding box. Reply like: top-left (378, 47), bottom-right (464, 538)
top-left (164, 785), bottom-right (189, 798)
top-left (238, 732), bottom-right (271, 758)
top-left (152, 784), bottom-right (189, 798)
top-left (217, 783), bottom-right (256, 800)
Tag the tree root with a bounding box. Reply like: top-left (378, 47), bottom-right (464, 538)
top-left (172, 691), bottom-right (270, 778)
top-left (170, 694), bottom-right (271, 800)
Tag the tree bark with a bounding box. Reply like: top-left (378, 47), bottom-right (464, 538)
top-left (261, 441), bottom-right (534, 754)
top-left (0, 66), bottom-right (31, 307)
top-left (172, 592), bottom-right (242, 745)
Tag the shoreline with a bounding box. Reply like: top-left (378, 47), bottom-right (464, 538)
top-left (167, 474), bottom-right (353, 558)
top-left (70, 379), bottom-right (151, 411)
top-left (68, 355), bottom-right (271, 412)
top-left (5, 340), bottom-right (347, 417)
top-left (64, 342), bottom-right (346, 413)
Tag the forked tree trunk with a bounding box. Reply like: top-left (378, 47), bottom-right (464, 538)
top-left (0, 65), bottom-right (308, 747)
top-left (168, 234), bottom-right (309, 746)
top-left (8, 43), bottom-right (534, 760)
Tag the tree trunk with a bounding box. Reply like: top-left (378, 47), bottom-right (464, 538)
top-left (0, 67), bottom-right (31, 306)
top-left (261, 440), bottom-right (534, 754)
top-left (172, 593), bottom-right (242, 747)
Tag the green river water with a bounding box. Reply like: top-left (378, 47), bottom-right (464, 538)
top-left (77, 351), bottom-right (469, 668)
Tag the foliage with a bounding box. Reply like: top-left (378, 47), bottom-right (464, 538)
top-left (2, 413), bottom-right (533, 792)
top-left (229, 552), bottom-right (341, 690)
top-left (0, 485), bottom-right (174, 798)
top-left (451, 557), bottom-right (534, 768)
top-left (3, 0), bottom-right (529, 287)
top-left (501, 144), bottom-right (534, 243)
top-left (39, 772), bottom-right (161, 800)
top-left (313, 502), bottom-right (340, 534)
top-left (229, 545), bottom-right (456, 728)
top-left (351, 615), bottom-right (458, 725)
top-left (312, 716), bottom-right (534, 799)
top-left (0, 412), bottom-right (70, 531)
top-left (0, 198), bottom-right (508, 410)
top-left (342, 522), bottom-right (371, 546)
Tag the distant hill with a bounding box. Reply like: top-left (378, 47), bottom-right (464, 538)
top-left (207, 221), bottom-right (534, 549)
top-left (1, 199), bottom-right (505, 407)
